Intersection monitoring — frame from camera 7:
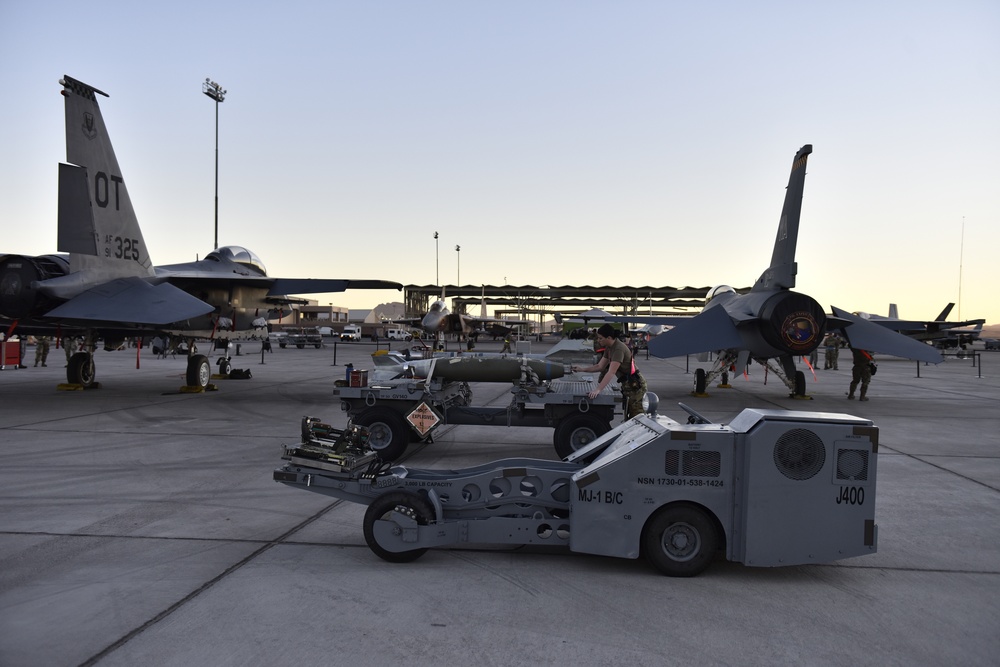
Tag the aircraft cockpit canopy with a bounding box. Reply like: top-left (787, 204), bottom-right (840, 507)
top-left (206, 246), bottom-right (267, 276)
top-left (705, 285), bottom-right (736, 305)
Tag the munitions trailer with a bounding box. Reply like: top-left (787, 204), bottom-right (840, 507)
top-left (335, 376), bottom-right (618, 460)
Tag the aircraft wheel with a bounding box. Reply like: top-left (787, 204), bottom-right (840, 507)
top-left (694, 368), bottom-right (707, 394)
top-left (218, 358), bottom-right (232, 376)
top-left (186, 355), bottom-right (211, 388)
top-left (794, 370), bottom-right (807, 397)
top-left (721, 371), bottom-right (729, 385)
top-left (67, 352), bottom-right (96, 388)
top-left (363, 491), bottom-right (434, 563)
top-left (642, 504), bottom-right (719, 577)
top-left (553, 413), bottom-right (610, 459)
top-left (354, 407), bottom-right (409, 461)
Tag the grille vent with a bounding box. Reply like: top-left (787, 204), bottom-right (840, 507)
top-left (773, 429), bottom-right (826, 481)
top-left (836, 448), bottom-right (869, 481)
top-left (665, 450), bottom-right (680, 476)
top-left (665, 450), bottom-right (721, 478)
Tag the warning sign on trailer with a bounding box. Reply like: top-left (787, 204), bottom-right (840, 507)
top-left (407, 402), bottom-right (441, 436)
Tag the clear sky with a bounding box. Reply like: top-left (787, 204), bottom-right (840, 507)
top-left (2, 1), bottom-right (998, 323)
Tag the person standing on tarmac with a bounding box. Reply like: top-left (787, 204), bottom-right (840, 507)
top-left (848, 346), bottom-right (874, 401)
top-left (824, 333), bottom-right (840, 370)
top-left (571, 323), bottom-right (647, 419)
top-left (64, 335), bottom-right (78, 366)
top-left (34, 336), bottom-right (51, 367)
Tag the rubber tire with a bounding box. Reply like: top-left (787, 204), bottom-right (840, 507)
top-left (354, 407), bottom-right (410, 461)
top-left (363, 491), bottom-right (434, 563)
top-left (67, 352), bottom-right (96, 388)
top-left (186, 355), bottom-right (211, 388)
top-left (721, 371), bottom-right (729, 386)
top-left (279, 343), bottom-right (287, 349)
top-left (642, 504), bottom-right (719, 577)
top-left (794, 370), bottom-right (807, 397)
top-left (694, 368), bottom-right (707, 394)
top-left (218, 358), bottom-right (232, 376)
top-left (314, 343), bottom-right (322, 349)
top-left (553, 413), bottom-right (611, 459)
top-left (296, 343), bottom-right (304, 349)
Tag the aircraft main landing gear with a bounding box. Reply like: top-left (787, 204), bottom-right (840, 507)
top-left (66, 352), bottom-right (96, 389)
top-left (184, 354), bottom-right (212, 390)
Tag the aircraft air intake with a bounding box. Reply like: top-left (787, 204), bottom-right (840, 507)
top-left (0, 255), bottom-right (71, 319)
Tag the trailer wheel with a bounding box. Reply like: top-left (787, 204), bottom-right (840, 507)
top-left (186, 355), bottom-right (211, 388)
top-left (355, 407), bottom-right (409, 461)
top-left (553, 413), bottom-right (610, 459)
top-left (363, 491), bottom-right (434, 563)
top-left (67, 352), bottom-right (96, 388)
top-left (642, 504), bottom-right (719, 577)
top-left (694, 368), bottom-right (707, 394)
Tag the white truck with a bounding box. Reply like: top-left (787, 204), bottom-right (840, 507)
top-left (385, 328), bottom-right (413, 341)
top-left (340, 325), bottom-right (362, 341)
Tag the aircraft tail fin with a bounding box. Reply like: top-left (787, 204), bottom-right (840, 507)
top-left (888, 304), bottom-right (899, 319)
top-left (935, 303), bottom-right (955, 321)
top-left (58, 76), bottom-right (152, 278)
top-left (752, 144), bottom-right (812, 293)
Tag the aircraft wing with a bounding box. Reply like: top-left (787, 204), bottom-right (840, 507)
top-left (647, 306), bottom-right (744, 358)
top-left (267, 278), bottom-right (402, 295)
top-left (44, 277), bottom-right (215, 326)
top-left (830, 306), bottom-right (942, 363)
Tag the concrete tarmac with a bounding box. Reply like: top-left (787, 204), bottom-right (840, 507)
top-left (1, 339), bottom-right (998, 666)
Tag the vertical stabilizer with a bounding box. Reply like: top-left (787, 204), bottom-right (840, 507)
top-left (935, 303), bottom-right (955, 321)
top-left (59, 76), bottom-right (152, 277)
top-left (752, 144), bottom-right (812, 292)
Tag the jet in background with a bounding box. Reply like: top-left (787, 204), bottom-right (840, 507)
top-left (0, 76), bottom-right (400, 389)
top-left (402, 291), bottom-right (530, 340)
top-left (854, 303), bottom-right (985, 349)
top-left (647, 144), bottom-right (942, 397)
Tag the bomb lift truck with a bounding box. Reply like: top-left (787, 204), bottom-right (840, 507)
top-left (274, 397), bottom-right (879, 576)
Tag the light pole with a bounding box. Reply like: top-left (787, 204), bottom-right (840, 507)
top-left (203, 78), bottom-right (226, 249)
top-left (455, 245), bottom-right (461, 286)
top-left (434, 231), bottom-right (439, 286)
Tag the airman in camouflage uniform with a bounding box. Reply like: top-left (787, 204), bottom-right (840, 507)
top-left (34, 336), bottom-right (50, 367)
top-left (848, 347), bottom-right (873, 401)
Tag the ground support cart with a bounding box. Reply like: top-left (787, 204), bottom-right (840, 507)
top-left (334, 377), bottom-right (618, 460)
top-left (275, 405), bottom-right (879, 576)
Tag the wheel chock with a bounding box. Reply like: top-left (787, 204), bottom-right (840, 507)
top-left (179, 383), bottom-right (219, 393)
top-left (57, 383), bottom-right (84, 391)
